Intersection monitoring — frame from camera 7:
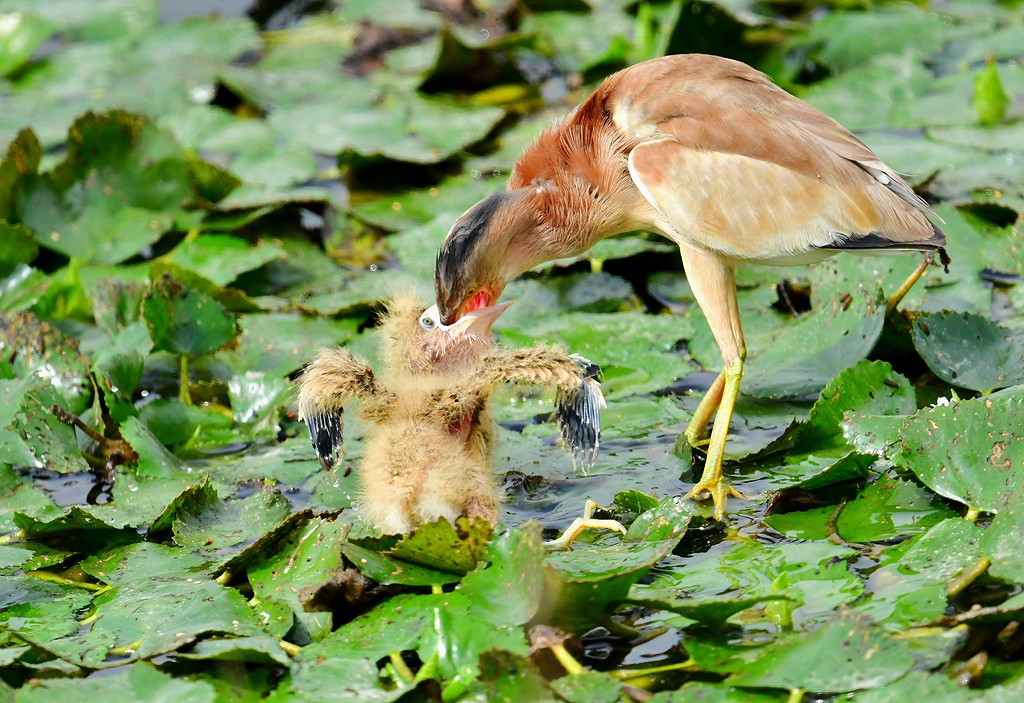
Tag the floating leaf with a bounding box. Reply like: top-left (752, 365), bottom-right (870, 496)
top-left (975, 59), bottom-right (1010, 126)
top-left (13, 542), bottom-right (263, 668)
top-left (246, 516), bottom-right (348, 642)
top-left (142, 273), bottom-right (239, 356)
top-left (0, 11), bottom-right (53, 78)
top-left (845, 388), bottom-right (1024, 512)
top-left (912, 311), bottom-right (1024, 391)
top-left (16, 111), bottom-right (205, 264)
top-left (0, 378), bottom-right (89, 474)
top-left (166, 233), bottom-right (285, 287)
top-left (172, 488), bottom-right (292, 559)
top-left (729, 609), bottom-right (915, 692)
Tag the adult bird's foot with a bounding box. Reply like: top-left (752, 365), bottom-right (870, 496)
top-left (545, 499), bottom-right (627, 550)
top-left (684, 476), bottom-right (745, 522)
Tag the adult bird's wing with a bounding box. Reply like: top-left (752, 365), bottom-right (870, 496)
top-left (296, 348), bottom-right (381, 470)
top-left (614, 55), bottom-right (940, 261)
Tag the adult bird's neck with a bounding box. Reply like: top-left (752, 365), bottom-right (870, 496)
top-left (506, 95), bottom-right (651, 266)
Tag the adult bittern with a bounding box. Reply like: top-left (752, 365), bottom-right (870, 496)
top-left (434, 54), bottom-right (946, 520)
top-left (296, 292), bottom-right (606, 534)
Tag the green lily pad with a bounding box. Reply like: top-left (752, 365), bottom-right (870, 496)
top-left (246, 516), bottom-right (348, 642)
top-left (982, 494), bottom-right (1024, 584)
top-left (385, 517), bottom-right (494, 575)
top-left (500, 310), bottom-right (691, 399)
top-left (167, 234), bottom-right (286, 287)
top-left (16, 543), bottom-right (261, 668)
top-left (0, 0), bottom-right (157, 40)
top-left (91, 321), bottom-right (152, 422)
top-left (0, 11), bottom-right (54, 78)
top-left (269, 89), bottom-right (505, 164)
top-left (177, 635), bottom-right (292, 666)
top-left (0, 222), bottom-right (38, 278)
top-left (646, 539), bottom-right (862, 629)
top-left (16, 111), bottom-right (205, 264)
top-left (220, 312), bottom-right (360, 378)
top-left (845, 388), bottom-right (1024, 513)
top-left (172, 488), bottom-right (292, 559)
top-left (691, 258), bottom-right (888, 400)
top-left (0, 378), bottom-right (89, 474)
top-left (544, 496), bottom-right (690, 632)
top-left (729, 609), bottom-right (915, 692)
top-left (353, 170), bottom-right (502, 232)
top-left (227, 370), bottom-right (291, 438)
top-left (854, 518), bottom-right (984, 630)
top-left (912, 312), bottom-right (1024, 391)
top-left (802, 7), bottom-right (956, 75)
top-left (0, 311), bottom-right (92, 414)
top-left (837, 476), bottom-right (957, 543)
top-left (143, 273), bottom-right (240, 356)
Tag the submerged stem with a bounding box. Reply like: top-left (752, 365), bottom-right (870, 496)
top-left (948, 557), bottom-right (991, 597)
top-left (611, 659), bottom-right (696, 680)
top-left (389, 651), bottom-right (415, 683)
top-left (0, 530), bottom-right (25, 546)
top-left (27, 570), bottom-right (105, 592)
top-left (179, 355), bottom-right (191, 405)
top-left (550, 642), bottom-right (585, 676)
top-left (279, 640), bottom-right (302, 657)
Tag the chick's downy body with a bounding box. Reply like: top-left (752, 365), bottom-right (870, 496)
top-left (297, 293), bottom-right (603, 534)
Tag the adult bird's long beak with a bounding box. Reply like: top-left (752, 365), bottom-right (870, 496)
top-left (451, 301), bottom-right (513, 339)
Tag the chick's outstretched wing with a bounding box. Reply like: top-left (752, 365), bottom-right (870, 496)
top-left (479, 348), bottom-right (605, 468)
top-left (554, 355), bottom-right (605, 469)
top-left (296, 348), bottom-right (385, 470)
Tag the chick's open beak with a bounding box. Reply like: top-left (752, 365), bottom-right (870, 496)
top-left (448, 300), bottom-right (513, 340)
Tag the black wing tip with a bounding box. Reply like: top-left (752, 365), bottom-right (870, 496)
top-left (305, 410), bottom-right (343, 471)
top-left (818, 222), bottom-right (946, 254)
top-left (555, 376), bottom-right (604, 469)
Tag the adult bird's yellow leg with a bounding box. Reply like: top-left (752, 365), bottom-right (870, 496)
top-left (684, 370), bottom-right (726, 447)
top-left (886, 253), bottom-right (933, 315)
top-left (545, 499), bottom-right (627, 550)
top-left (684, 356), bottom-right (746, 520)
top-left (679, 247), bottom-right (747, 520)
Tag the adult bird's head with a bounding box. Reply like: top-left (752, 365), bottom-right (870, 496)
top-left (434, 189), bottom-right (546, 325)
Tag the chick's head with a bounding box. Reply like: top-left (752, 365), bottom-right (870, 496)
top-left (377, 291), bottom-right (510, 375)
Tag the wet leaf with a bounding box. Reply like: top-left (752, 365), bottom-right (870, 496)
top-left (0, 378), bottom-right (89, 474)
top-left (142, 274), bottom-right (239, 356)
top-left (544, 497), bottom-right (690, 631)
top-left (845, 388), bottom-right (1024, 512)
top-left (0, 11), bottom-right (54, 77)
top-left (172, 488), bottom-right (292, 559)
top-left (0, 311), bottom-right (92, 414)
top-left (729, 609), bottom-right (915, 692)
top-left (383, 517), bottom-right (494, 575)
top-left (246, 516), bottom-right (348, 642)
top-left (854, 518), bottom-right (984, 629)
top-left (837, 476), bottom-right (957, 543)
top-left (221, 312), bottom-right (360, 378)
top-left (0, 222), bottom-right (37, 278)
top-left (16, 111), bottom-right (208, 264)
top-left (912, 312), bottom-right (1024, 391)
top-left (16, 543), bottom-right (262, 668)
top-left (167, 234), bottom-right (286, 287)
top-left (975, 60), bottom-right (1010, 126)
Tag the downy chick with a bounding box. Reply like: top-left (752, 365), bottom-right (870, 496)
top-left (296, 292), bottom-right (604, 534)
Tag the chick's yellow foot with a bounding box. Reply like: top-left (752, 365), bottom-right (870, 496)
top-left (545, 499), bottom-right (626, 550)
